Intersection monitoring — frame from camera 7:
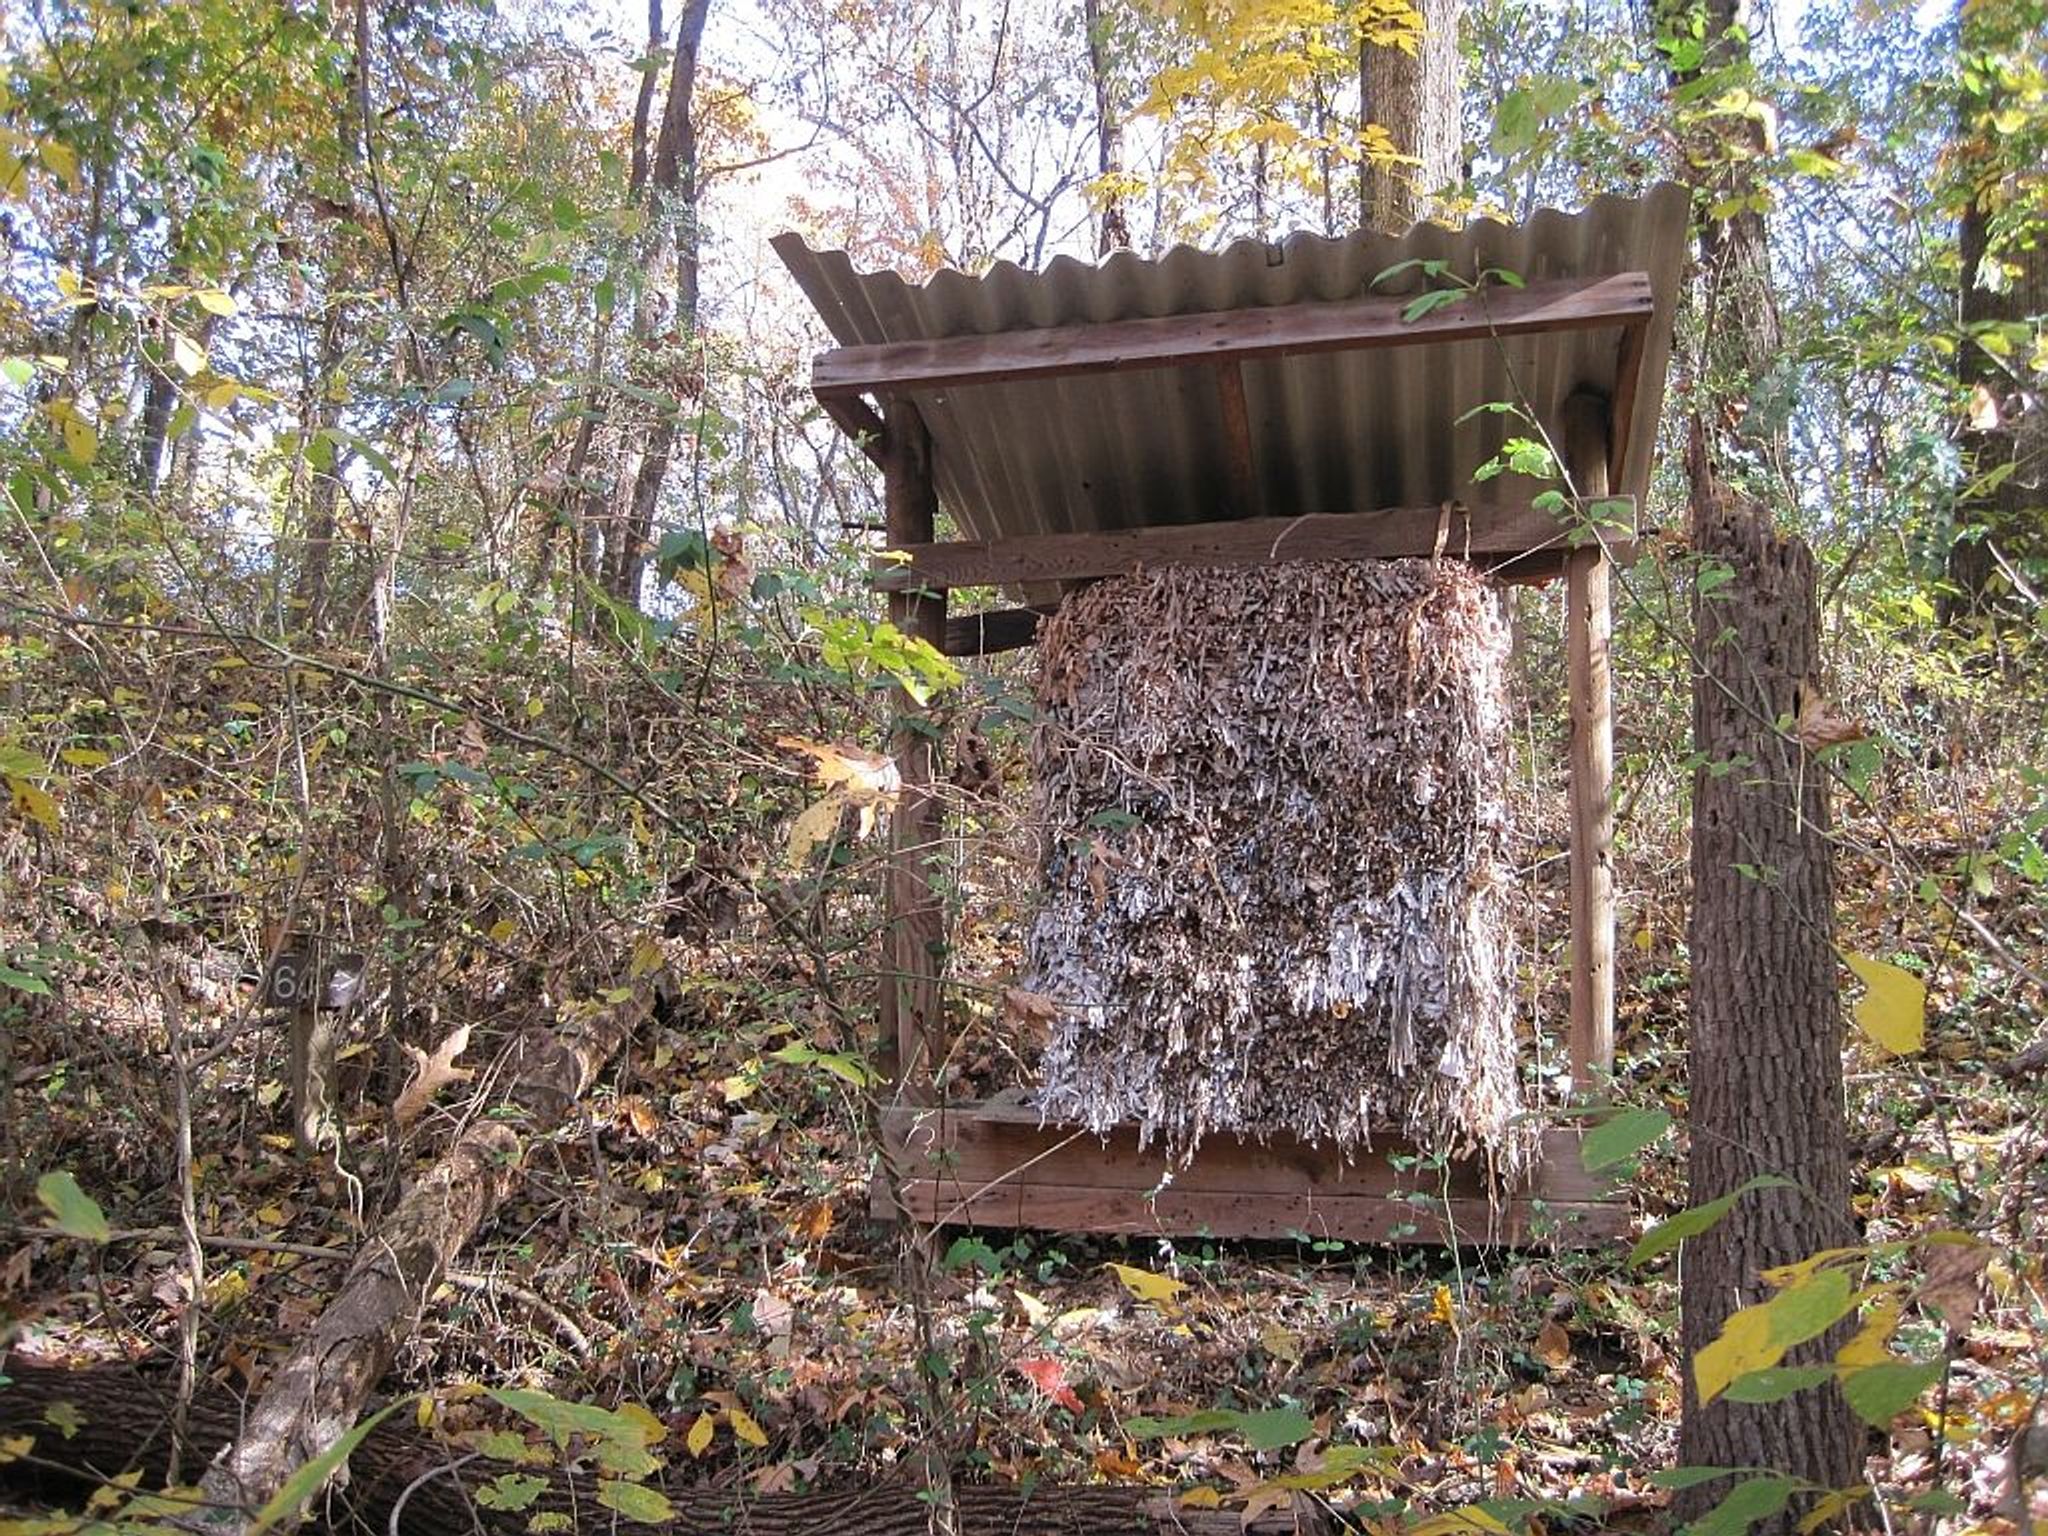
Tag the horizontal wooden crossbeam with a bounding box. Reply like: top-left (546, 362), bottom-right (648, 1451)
top-left (873, 498), bottom-right (1636, 594)
top-left (878, 1102), bottom-right (1627, 1247)
top-left (813, 272), bottom-right (1654, 401)
top-left (944, 605), bottom-right (1056, 655)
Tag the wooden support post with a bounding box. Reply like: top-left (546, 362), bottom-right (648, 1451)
top-left (882, 401), bottom-right (946, 1101)
top-left (1562, 392), bottom-right (1617, 1088)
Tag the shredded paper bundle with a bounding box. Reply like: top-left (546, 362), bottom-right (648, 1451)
top-left (1026, 557), bottom-right (1532, 1178)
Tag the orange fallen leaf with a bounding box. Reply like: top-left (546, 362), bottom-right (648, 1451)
top-left (1016, 1356), bottom-right (1083, 1413)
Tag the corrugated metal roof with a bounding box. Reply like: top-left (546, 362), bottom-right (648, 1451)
top-left (774, 186), bottom-right (1689, 548)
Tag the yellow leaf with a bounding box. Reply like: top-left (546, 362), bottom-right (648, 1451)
top-left (1430, 1283), bottom-right (1456, 1325)
top-left (1844, 953), bottom-right (1926, 1055)
top-left (487, 918), bottom-right (518, 943)
top-left (196, 289), bottom-right (238, 317)
top-left (1408, 1506), bottom-right (1515, 1536)
top-left (1835, 1298), bottom-right (1901, 1371)
top-left (8, 776), bottom-right (59, 832)
top-left (686, 1412), bottom-right (716, 1458)
top-left (783, 791), bottom-right (848, 868)
top-left (0, 1433), bottom-right (34, 1464)
top-left (777, 737), bottom-right (900, 804)
top-left (1176, 1487), bottom-right (1223, 1510)
top-left (726, 1405), bottom-right (768, 1448)
top-left (1694, 1300), bottom-right (1781, 1405)
top-left (616, 1402), bottom-right (666, 1447)
top-left (1106, 1262), bottom-right (1186, 1309)
top-left (38, 140), bottom-right (79, 190)
top-left (59, 748), bottom-right (109, 767)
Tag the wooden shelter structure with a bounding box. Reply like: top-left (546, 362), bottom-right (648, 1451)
top-left (773, 187), bottom-right (1688, 1246)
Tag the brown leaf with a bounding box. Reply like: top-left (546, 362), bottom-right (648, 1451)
top-left (1534, 1318), bottom-right (1572, 1371)
top-left (392, 1024), bottom-right (474, 1127)
top-left (1919, 1240), bottom-right (1990, 1333)
top-left (1795, 682), bottom-right (1868, 752)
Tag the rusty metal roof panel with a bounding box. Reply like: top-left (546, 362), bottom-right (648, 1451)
top-left (774, 185), bottom-right (1690, 546)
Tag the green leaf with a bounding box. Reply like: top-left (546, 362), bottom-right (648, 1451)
top-left (1687, 1475), bottom-right (1797, 1536)
top-left (1, 357), bottom-right (32, 387)
top-left (1768, 1267), bottom-right (1856, 1350)
top-left (1580, 1107), bottom-right (1671, 1173)
top-left (1401, 288), bottom-right (1465, 323)
top-left (1237, 1407), bottom-right (1315, 1451)
top-left (1839, 1360), bottom-right (1941, 1427)
top-left (35, 1171), bottom-right (110, 1242)
top-left (597, 1481), bottom-right (676, 1523)
top-left (195, 289), bottom-right (238, 317)
top-left (1722, 1365), bottom-right (1834, 1403)
top-left (488, 1388), bottom-right (650, 1450)
top-left (475, 1472), bottom-right (547, 1511)
top-left (1125, 1409), bottom-right (1249, 1439)
top-left (1650, 1465), bottom-right (1759, 1492)
top-left (1630, 1176), bottom-right (1793, 1265)
top-left (0, 964), bottom-right (51, 996)
top-left (249, 1395), bottom-right (414, 1534)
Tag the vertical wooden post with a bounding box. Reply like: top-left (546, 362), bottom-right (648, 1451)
top-left (1561, 392), bottom-right (1616, 1088)
top-left (881, 400), bottom-right (947, 1102)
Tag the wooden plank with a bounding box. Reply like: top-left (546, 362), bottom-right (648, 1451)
top-left (1606, 318), bottom-right (1650, 492)
top-left (881, 1105), bottom-right (1611, 1203)
top-left (821, 394), bottom-right (888, 466)
top-left (870, 500), bottom-right (1629, 592)
top-left (943, 604), bottom-right (1057, 656)
top-left (884, 1179), bottom-right (1628, 1248)
top-left (881, 403), bottom-right (946, 1100)
top-left (1562, 393), bottom-right (1617, 1087)
top-left (1214, 362), bottom-right (1258, 515)
top-left (813, 271), bottom-right (1656, 400)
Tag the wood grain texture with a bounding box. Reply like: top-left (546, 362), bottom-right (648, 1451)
top-left (881, 402), bottom-right (946, 1101)
top-left (1562, 394), bottom-right (1617, 1086)
top-left (871, 500), bottom-right (1632, 593)
top-left (877, 1104), bottom-right (1626, 1247)
top-left (813, 272), bottom-right (1656, 398)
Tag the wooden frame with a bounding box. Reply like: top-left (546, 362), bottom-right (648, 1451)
top-left (841, 295), bottom-right (1631, 1248)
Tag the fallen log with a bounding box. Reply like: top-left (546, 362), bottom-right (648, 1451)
top-left (178, 981), bottom-right (657, 1531)
top-left (0, 1363), bottom-right (1334, 1534)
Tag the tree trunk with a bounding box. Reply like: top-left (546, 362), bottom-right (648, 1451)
top-left (177, 985), bottom-right (655, 1531)
top-left (290, 307), bottom-right (347, 635)
top-left (1358, 0), bottom-right (1462, 233)
top-left (1939, 0), bottom-right (2048, 628)
top-left (1083, 0), bottom-right (1130, 255)
top-left (1678, 435), bottom-right (1861, 1520)
top-left (1, 1364), bottom-right (1313, 1535)
top-left (606, 0), bottom-right (712, 606)
top-left (1666, 0), bottom-right (1862, 1522)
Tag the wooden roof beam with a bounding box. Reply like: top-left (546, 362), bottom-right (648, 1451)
top-left (812, 271), bottom-right (1655, 401)
top-left (872, 498), bottom-right (1636, 594)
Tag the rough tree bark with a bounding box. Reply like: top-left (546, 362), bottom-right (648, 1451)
top-left (175, 984), bottom-right (655, 1532)
top-left (1359, 0), bottom-right (1462, 232)
top-left (1665, 0), bottom-right (1861, 1522)
top-left (0, 1364), bottom-right (1317, 1535)
top-left (1679, 433), bottom-right (1861, 1519)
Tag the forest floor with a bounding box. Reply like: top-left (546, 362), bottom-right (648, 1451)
top-left (6, 774), bottom-right (2045, 1533)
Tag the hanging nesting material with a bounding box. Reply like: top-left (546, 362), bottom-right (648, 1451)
top-left (1027, 557), bottom-right (1532, 1179)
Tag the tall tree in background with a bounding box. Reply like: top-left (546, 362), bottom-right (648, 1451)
top-left (1940, 0), bottom-right (2048, 633)
top-left (1360, 0), bottom-right (1461, 229)
top-left (1661, 0), bottom-right (1860, 1521)
top-left (604, 0), bottom-right (714, 604)
top-left (1085, 0), bottom-right (1132, 254)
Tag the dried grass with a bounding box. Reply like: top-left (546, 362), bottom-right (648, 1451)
top-left (1025, 557), bottom-right (1533, 1179)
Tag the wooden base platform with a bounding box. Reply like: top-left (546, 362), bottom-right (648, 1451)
top-left (877, 1099), bottom-right (1629, 1248)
